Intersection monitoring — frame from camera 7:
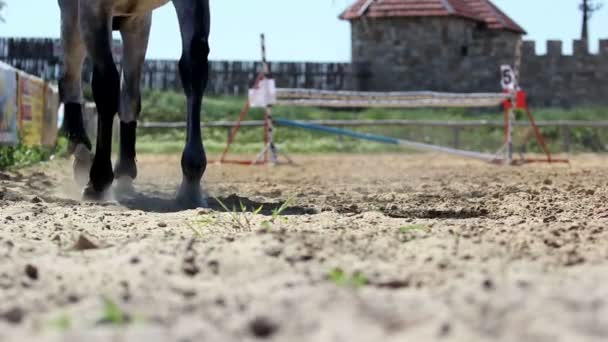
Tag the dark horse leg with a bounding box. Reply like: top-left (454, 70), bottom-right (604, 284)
top-left (173, 0), bottom-right (210, 208)
top-left (79, 4), bottom-right (120, 198)
top-left (57, 0), bottom-right (93, 186)
top-left (114, 15), bottom-right (152, 193)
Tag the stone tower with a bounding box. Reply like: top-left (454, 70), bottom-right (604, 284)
top-left (340, 0), bottom-right (526, 93)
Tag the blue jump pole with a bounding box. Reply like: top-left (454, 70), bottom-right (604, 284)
top-left (274, 118), bottom-right (499, 162)
top-left (274, 118), bottom-right (400, 145)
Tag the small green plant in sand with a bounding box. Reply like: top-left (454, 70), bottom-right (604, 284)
top-left (99, 297), bottom-right (129, 326)
top-left (49, 314), bottom-right (72, 331)
top-left (261, 196), bottom-right (295, 231)
top-left (397, 224), bottom-right (428, 243)
top-left (186, 215), bottom-right (217, 238)
top-left (327, 268), bottom-right (368, 288)
top-left (399, 224), bottom-right (428, 234)
top-left (213, 196), bottom-right (264, 231)
top-left (186, 222), bottom-right (205, 239)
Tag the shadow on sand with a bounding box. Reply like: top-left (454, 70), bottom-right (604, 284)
top-left (115, 190), bottom-right (315, 215)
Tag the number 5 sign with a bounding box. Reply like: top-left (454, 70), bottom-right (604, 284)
top-left (500, 65), bottom-right (517, 91)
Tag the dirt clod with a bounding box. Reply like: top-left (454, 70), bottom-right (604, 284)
top-left (482, 279), bottom-right (494, 291)
top-left (249, 316), bottom-right (278, 339)
top-left (264, 245), bottom-right (283, 257)
top-left (24, 264), bottom-right (38, 280)
top-left (182, 263), bottom-right (200, 277)
top-left (72, 234), bottom-right (99, 251)
top-left (439, 322), bottom-right (452, 337)
top-left (1, 307), bottom-right (25, 324)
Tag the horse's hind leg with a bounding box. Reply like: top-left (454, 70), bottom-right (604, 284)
top-left (114, 15), bottom-right (152, 192)
top-left (58, 0), bottom-right (92, 186)
top-left (173, 0), bottom-right (210, 208)
top-left (79, 4), bottom-right (120, 198)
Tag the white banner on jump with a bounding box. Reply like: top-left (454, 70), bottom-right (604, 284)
top-left (249, 79), bottom-right (277, 108)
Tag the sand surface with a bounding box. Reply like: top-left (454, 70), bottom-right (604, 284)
top-left (1, 153), bottom-right (608, 341)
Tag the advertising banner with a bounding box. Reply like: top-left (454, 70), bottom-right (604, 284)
top-left (18, 72), bottom-right (45, 146)
top-left (0, 62), bottom-right (18, 145)
top-left (42, 84), bottom-right (60, 147)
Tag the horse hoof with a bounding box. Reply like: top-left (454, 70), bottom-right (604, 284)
top-left (113, 177), bottom-right (136, 199)
top-left (114, 159), bottom-right (138, 180)
top-left (177, 183), bottom-right (208, 209)
top-left (82, 183), bottom-right (112, 202)
top-left (72, 144), bottom-right (94, 187)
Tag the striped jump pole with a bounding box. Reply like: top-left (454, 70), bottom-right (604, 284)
top-left (274, 118), bottom-right (500, 162)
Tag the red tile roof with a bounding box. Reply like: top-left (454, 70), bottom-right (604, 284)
top-left (340, 0), bottom-right (526, 34)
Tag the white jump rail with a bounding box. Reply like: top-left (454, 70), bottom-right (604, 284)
top-left (275, 88), bottom-right (510, 108)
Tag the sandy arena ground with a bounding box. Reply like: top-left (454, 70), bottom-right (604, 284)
top-left (1, 153), bottom-right (608, 341)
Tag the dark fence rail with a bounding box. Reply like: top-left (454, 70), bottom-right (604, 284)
top-left (0, 38), bottom-right (363, 96)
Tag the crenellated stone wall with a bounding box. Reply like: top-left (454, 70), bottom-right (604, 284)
top-left (520, 39), bottom-right (608, 107)
top-left (349, 17), bottom-right (608, 107)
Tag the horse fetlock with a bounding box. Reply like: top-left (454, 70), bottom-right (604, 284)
top-left (181, 147), bottom-right (207, 183)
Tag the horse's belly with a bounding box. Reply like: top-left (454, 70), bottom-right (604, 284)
top-left (114, 0), bottom-right (170, 15)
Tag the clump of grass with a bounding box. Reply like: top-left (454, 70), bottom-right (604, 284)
top-left (397, 224), bottom-right (429, 243)
top-left (189, 195), bottom-right (295, 232)
top-left (261, 195), bottom-right (295, 231)
top-left (213, 196), bottom-right (264, 231)
top-left (185, 221), bottom-right (205, 239)
top-left (99, 297), bottom-right (130, 326)
top-left (186, 214), bottom-right (218, 238)
top-left (327, 268), bottom-right (367, 288)
top-left (399, 224), bottom-right (427, 233)
top-left (49, 314), bottom-right (71, 331)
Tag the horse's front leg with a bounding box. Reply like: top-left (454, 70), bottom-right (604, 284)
top-left (58, 0), bottom-right (92, 186)
top-left (173, 0), bottom-right (210, 208)
top-left (114, 15), bottom-right (152, 194)
top-left (79, 4), bottom-right (120, 198)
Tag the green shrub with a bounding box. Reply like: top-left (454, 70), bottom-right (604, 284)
top-left (0, 138), bottom-right (68, 169)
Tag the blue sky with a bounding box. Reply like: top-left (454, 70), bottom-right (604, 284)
top-left (0, 0), bottom-right (606, 61)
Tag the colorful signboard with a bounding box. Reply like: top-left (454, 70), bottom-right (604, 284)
top-left (42, 84), bottom-right (60, 147)
top-left (0, 62), bottom-right (18, 145)
top-left (18, 72), bottom-right (46, 146)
